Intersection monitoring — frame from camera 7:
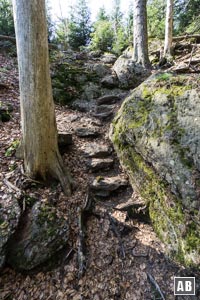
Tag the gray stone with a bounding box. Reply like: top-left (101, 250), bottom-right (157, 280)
top-left (7, 201), bottom-right (69, 271)
top-left (101, 54), bottom-right (117, 64)
top-left (82, 83), bottom-right (101, 100)
top-left (88, 50), bottom-right (102, 58)
top-left (96, 95), bottom-right (121, 106)
top-left (91, 176), bottom-right (128, 197)
top-left (87, 158), bottom-right (114, 172)
top-left (113, 55), bottom-right (148, 89)
top-left (101, 75), bottom-right (119, 88)
top-left (92, 63), bottom-right (110, 78)
top-left (0, 193), bottom-right (21, 269)
top-left (75, 127), bottom-right (100, 138)
top-left (72, 99), bottom-right (96, 112)
top-left (81, 143), bottom-right (112, 158)
top-left (110, 72), bottom-right (200, 267)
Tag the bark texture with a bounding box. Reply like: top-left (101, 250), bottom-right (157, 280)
top-left (12, 0), bottom-right (71, 195)
top-left (133, 0), bottom-right (150, 68)
top-left (164, 0), bottom-right (173, 57)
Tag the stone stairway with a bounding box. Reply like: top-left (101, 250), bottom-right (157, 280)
top-left (70, 94), bottom-right (132, 204)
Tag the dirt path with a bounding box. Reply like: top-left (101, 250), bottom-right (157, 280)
top-left (0, 53), bottom-right (199, 300)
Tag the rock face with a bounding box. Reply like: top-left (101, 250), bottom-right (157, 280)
top-left (7, 201), bottom-right (69, 271)
top-left (110, 72), bottom-right (200, 267)
top-left (0, 194), bottom-right (21, 268)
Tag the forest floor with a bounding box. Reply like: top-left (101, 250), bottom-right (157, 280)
top-left (0, 50), bottom-right (199, 300)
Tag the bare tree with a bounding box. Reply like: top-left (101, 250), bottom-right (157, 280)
top-left (12, 0), bottom-right (72, 195)
top-left (133, 0), bottom-right (150, 68)
top-left (164, 0), bottom-right (173, 57)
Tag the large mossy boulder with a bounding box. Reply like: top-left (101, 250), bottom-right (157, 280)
top-left (110, 72), bottom-right (200, 267)
top-left (7, 201), bottom-right (69, 271)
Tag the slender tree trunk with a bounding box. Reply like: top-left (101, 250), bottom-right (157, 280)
top-left (164, 0), bottom-right (173, 57)
top-left (12, 0), bottom-right (72, 195)
top-left (133, 0), bottom-right (150, 68)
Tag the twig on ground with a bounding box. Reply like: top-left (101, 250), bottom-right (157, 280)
top-left (147, 272), bottom-right (166, 300)
top-left (77, 207), bottom-right (87, 278)
top-left (3, 178), bottom-right (22, 196)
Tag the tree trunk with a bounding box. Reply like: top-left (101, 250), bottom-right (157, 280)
top-left (12, 0), bottom-right (72, 195)
top-left (164, 0), bottom-right (173, 57)
top-left (133, 0), bottom-right (150, 68)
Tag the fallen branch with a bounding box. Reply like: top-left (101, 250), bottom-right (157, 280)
top-left (3, 178), bottom-right (22, 194)
top-left (0, 34), bottom-right (16, 44)
top-left (171, 65), bottom-right (200, 73)
top-left (173, 34), bottom-right (200, 42)
top-left (147, 272), bottom-right (166, 300)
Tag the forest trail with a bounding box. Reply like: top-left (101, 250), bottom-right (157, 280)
top-left (0, 52), bottom-right (199, 300)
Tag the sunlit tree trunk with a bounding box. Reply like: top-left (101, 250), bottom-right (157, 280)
top-left (164, 0), bottom-right (173, 57)
top-left (12, 0), bottom-right (72, 195)
top-left (133, 0), bottom-right (150, 68)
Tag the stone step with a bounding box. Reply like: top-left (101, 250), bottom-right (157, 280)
top-left (75, 127), bottom-right (100, 138)
top-left (90, 176), bottom-right (128, 197)
top-left (92, 110), bottom-right (113, 120)
top-left (95, 104), bottom-right (115, 114)
top-left (96, 95), bottom-right (121, 106)
top-left (81, 143), bottom-right (113, 158)
top-left (87, 158), bottom-right (114, 172)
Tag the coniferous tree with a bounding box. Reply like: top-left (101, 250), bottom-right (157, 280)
top-left (126, 2), bottom-right (133, 45)
top-left (147, 0), bottom-right (166, 38)
top-left (111, 0), bottom-right (129, 55)
top-left (89, 7), bottom-right (114, 52)
top-left (68, 0), bottom-right (91, 49)
top-left (174, 0), bottom-right (200, 34)
top-left (0, 0), bottom-right (14, 36)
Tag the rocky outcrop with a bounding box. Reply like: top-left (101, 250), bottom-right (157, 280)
top-left (110, 72), bottom-right (200, 267)
top-left (0, 194), bottom-right (21, 268)
top-left (7, 201), bottom-right (69, 271)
